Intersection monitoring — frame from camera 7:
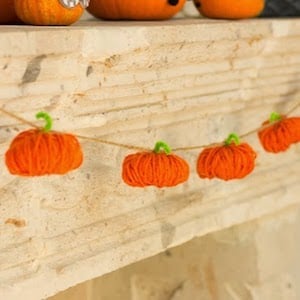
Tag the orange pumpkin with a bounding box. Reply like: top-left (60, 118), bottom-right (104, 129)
top-left (14, 0), bottom-right (84, 25)
top-left (5, 112), bottom-right (83, 176)
top-left (122, 141), bottom-right (189, 188)
top-left (87, 0), bottom-right (186, 20)
top-left (197, 133), bottom-right (256, 181)
top-left (0, 0), bottom-right (20, 24)
top-left (258, 112), bottom-right (300, 153)
top-left (193, 0), bottom-right (265, 19)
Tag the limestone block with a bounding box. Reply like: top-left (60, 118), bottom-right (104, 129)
top-left (50, 205), bottom-right (300, 300)
top-left (1, 18), bottom-right (300, 299)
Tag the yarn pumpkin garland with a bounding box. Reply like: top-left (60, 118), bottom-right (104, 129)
top-left (197, 133), bottom-right (257, 181)
top-left (122, 141), bottom-right (189, 188)
top-left (5, 112), bottom-right (83, 176)
top-left (2, 105), bottom-right (300, 185)
top-left (258, 112), bottom-right (300, 153)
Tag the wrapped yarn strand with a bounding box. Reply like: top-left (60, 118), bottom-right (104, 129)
top-left (258, 112), bottom-right (300, 153)
top-left (197, 133), bottom-right (256, 181)
top-left (122, 141), bottom-right (189, 188)
top-left (5, 112), bottom-right (83, 176)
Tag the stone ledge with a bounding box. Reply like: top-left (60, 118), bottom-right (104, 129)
top-left (1, 18), bottom-right (300, 299)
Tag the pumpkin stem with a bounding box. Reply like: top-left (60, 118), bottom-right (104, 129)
top-left (269, 112), bottom-right (282, 123)
top-left (36, 112), bottom-right (53, 132)
top-left (224, 133), bottom-right (240, 146)
top-left (153, 141), bottom-right (172, 155)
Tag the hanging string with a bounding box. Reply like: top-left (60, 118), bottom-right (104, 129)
top-left (1, 100), bottom-right (300, 152)
top-left (1, 101), bottom-right (299, 209)
top-left (0, 107), bottom-right (39, 129)
top-left (285, 101), bottom-right (300, 117)
top-left (75, 134), bottom-right (150, 152)
top-left (173, 101), bottom-right (300, 151)
top-left (0, 107), bottom-right (151, 152)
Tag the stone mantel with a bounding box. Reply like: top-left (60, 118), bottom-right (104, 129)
top-left (1, 18), bottom-right (300, 299)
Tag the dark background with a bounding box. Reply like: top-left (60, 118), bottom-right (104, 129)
top-left (261, 0), bottom-right (300, 17)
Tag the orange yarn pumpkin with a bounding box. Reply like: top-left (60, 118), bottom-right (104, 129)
top-left (122, 141), bottom-right (189, 188)
top-left (87, 0), bottom-right (186, 20)
top-left (14, 0), bottom-right (84, 25)
top-left (5, 112), bottom-right (83, 176)
top-left (0, 0), bottom-right (20, 24)
top-left (197, 133), bottom-right (256, 181)
top-left (258, 112), bottom-right (300, 153)
top-left (193, 0), bottom-right (265, 19)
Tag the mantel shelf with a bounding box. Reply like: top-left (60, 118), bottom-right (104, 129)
top-left (1, 18), bottom-right (300, 300)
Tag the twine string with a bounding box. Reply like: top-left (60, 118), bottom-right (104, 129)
top-left (0, 107), bottom-right (150, 152)
top-left (75, 134), bottom-right (150, 152)
top-left (1, 100), bottom-right (300, 152)
top-left (174, 101), bottom-right (300, 151)
top-left (1, 101), bottom-right (299, 211)
top-left (0, 107), bottom-right (39, 129)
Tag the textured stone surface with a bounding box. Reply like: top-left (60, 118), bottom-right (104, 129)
top-left (1, 17), bottom-right (300, 299)
top-left (50, 205), bottom-right (300, 300)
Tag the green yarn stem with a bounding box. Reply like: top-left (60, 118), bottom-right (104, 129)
top-left (269, 112), bottom-right (282, 123)
top-left (153, 141), bottom-right (172, 155)
top-left (36, 112), bottom-right (52, 132)
top-left (224, 133), bottom-right (240, 146)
